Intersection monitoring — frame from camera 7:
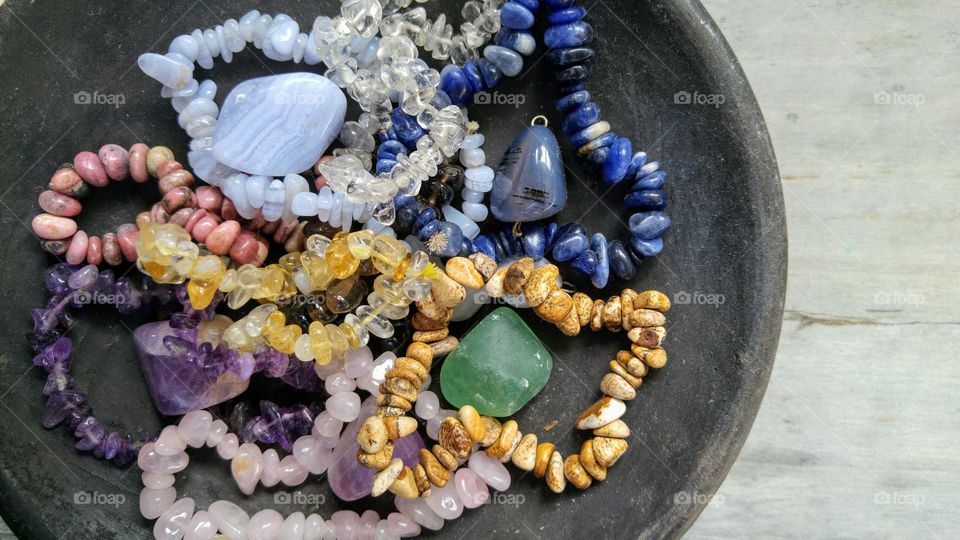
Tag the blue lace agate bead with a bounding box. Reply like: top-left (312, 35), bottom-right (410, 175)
top-left (630, 235), bottom-right (664, 257)
top-left (629, 211), bottom-right (672, 240)
top-left (625, 189), bottom-right (669, 211)
top-left (501, 2), bottom-right (535, 30)
top-left (608, 240), bottom-right (636, 279)
top-left (571, 248), bottom-right (598, 275)
top-left (545, 21), bottom-right (594, 48)
top-left (548, 6), bottom-right (587, 24)
top-left (484, 45), bottom-right (524, 77)
top-left (590, 233), bottom-right (610, 288)
top-left (562, 102), bottom-right (601, 134)
top-left (477, 59), bottom-right (503, 88)
top-left (602, 137), bottom-right (632, 184)
top-left (440, 65), bottom-right (472, 108)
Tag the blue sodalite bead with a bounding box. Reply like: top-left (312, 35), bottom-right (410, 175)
top-left (377, 140), bottom-right (406, 160)
top-left (462, 60), bottom-right (485, 93)
top-left (546, 47), bottom-right (595, 66)
top-left (520, 223), bottom-right (546, 259)
top-left (590, 233), bottom-right (610, 288)
top-left (546, 0), bottom-right (575, 8)
top-left (431, 90), bottom-right (452, 109)
top-left (602, 137), bottom-right (632, 184)
top-left (551, 228), bottom-right (589, 261)
top-left (501, 2), bottom-right (535, 30)
top-left (544, 222), bottom-right (559, 249)
top-left (557, 90), bottom-right (591, 112)
top-left (484, 45), bottom-right (524, 77)
top-left (432, 222), bottom-right (464, 258)
top-left (459, 237), bottom-right (474, 257)
top-left (500, 227), bottom-right (525, 257)
top-left (587, 146), bottom-right (611, 166)
top-left (571, 248), bottom-right (598, 275)
top-left (391, 108), bottom-right (423, 146)
top-left (555, 64), bottom-right (589, 82)
top-left (607, 240), bottom-right (636, 279)
top-left (395, 200), bottom-right (419, 230)
top-left (545, 21), bottom-right (594, 48)
top-left (579, 132), bottom-right (616, 154)
top-left (473, 234), bottom-right (498, 260)
top-left (440, 65), bottom-right (472, 108)
top-left (631, 170), bottom-right (667, 190)
top-left (548, 6), bottom-right (587, 24)
top-left (413, 207), bottom-right (439, 232)
top-left (562, 102), bottom-right (601, 134)
top-left (496, 29), bottom-right (536, 55)
top-left (376, 159), bottom-right (397, 175)
top-left (560, 81), bottom-right (586, 95)
top-left (571, 122), bottom-right (609, 146)
top-left (630, 235), bottom-right (664, 257)
top-left (417, 219), bottom-right (441, 241)
top-left (477, 59), bottom-right (503, 88)
top-left (625, 151), bottom-right (648, 179)
top-left (554, 222), bottom-right (584, 242)
top-left (379, 127), bottom-right (397, 143)
top-left (624, 189), bottom-right (669, 210)
top-left (629, 211), bottom-right (672, 239)
top-left (638, 161), bottom-right (660, 177)
top-left (515, 0), bottom-right (539, 11)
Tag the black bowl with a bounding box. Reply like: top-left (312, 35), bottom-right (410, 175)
top-left (0, 0), bottom-right (786, 538)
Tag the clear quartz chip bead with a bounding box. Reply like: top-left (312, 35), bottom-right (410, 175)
top-left (341, 0), bottom-right (383, 38)
top-left (368, 292), bottom-right (409, 319)
top-left (356, 305), bottom-right (395, 338)
top-left (343, 313), bottom-right (370, 346)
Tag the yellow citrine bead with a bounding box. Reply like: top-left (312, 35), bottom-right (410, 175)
top-left (305, 234), bottom-right (332, 255)
top-left (294, 334), bottom-right (314, 362)
top-left (370, 236), bottom-right (408, 275)
top-left (187, 279), bottom-right (218, 310)
top-left (219, 268), bottom-right (239, 293)
top-left (338, 322), bottom-right (359, 349)
top-left (301, 251), bottom-right (334, 290)
top-left (346, 230), bottom-right (375, 259)
top-left (278, 252), bottom-right (301, 273)
top-left (309, 322), bottom-right (332, 365)
top-left (326, 233), bottom-right (360, 279)
top-left (325, 323), bottom-right (348, 359)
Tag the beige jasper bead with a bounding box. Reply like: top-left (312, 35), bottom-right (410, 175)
top-left (380, 377), bottom-right (418, 403)
top-left (357, 441), bottom-right (394, 470)
top-left (405, 343), bottom-right (434, 370)
top-left (388, 466), bottom-right (420, 499)
top-left (590, 299), bottom-right (605, 331)
top-left (634, 290), bottom-right (671, 312)
top-left (534, 442), bottom-right (555, 478)
top-left (438, 417), bottom-right (473, 459)
top-left (412, 328), bottom-right (449, 343)
top-left (616, 350), bottom-right (649, 378)
top-left (412, 311), bottom-right (448, 331)
top-left (384, 416), bottom-right (418, 439)
top-left (458, 405), bottom-right (487, 442)
top-left (511, 433), bottom-right (538, 471)
top-left (479, 417), bottom-right (501, 447)
top-left (468, 252), bottom-right (497, 281)
top-left (629, 326), bottom-right (667, 348)
top-left (564, 455), bottom-right (593, 490)
top-left (593, 419), bottom-right (631, 439)
top-left (395, 357), bottom-right (429, 381)
top-left (631, 345), bottom-right (668, 369)
top-left (575, 396), bottom-right (627, 430)
top-left (483, 267), bottom-right (509, 298)
top-left (629, 308), bottom-right (666, 327)
top-left (430, 271), bottom-right (466, 307)
top-left (385, 367), bottom-right (422, 390)
top-left (419, 448), bottom-right (450, 487)
top-left (592, 437), bottom-right (629, 467)
top-left (620, 288), bottom-right (637, 330)
top-left (608, 361), bottom-right (643, 389)
top-left (432, 444), bottom-right (459, 471)
top-left (503, 257), bottom-right (535, 295)
top-left (522, 264), bottom-right (560, 308)
top-left (376, 393), bottom-right (413, 412)
top-left (555, 304), bottom-right (581, 337)
top-left (487, 420), bottom-right (519, 459)
top-left (445, 257), bottom-right (485, 289)
top-left (600, 373), bottom-right (637, 400)
top-left (498, 431), bottom-right (522, 464)
top-left (545, 451), bottom-right (566, 493)
top-left (416, 293), bottom-right (449, 321)
top-left (602, 296), bottom-right (622, 332)
top-left (414, 463), bottom-right (431, 495)
top-left (579, 440), bottom-right (607, 481)
top-left (572, 292), bottom-right (594, 326)
top-left (371, 458), bottom-right (403, 497)
top-left (357, 417), bottom-right (389, 454)
top-left (429, 336), bottom-right (459, 357)
top-left (533, 289), bottom-right (574, 323)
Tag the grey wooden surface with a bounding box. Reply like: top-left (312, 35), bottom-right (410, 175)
top-left (2, 1), bottom-right (957, 539)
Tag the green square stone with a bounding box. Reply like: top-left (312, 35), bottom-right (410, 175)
top-left (440, 307), bottom-right (553, 417)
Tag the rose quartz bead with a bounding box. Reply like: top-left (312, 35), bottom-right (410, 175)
top-left (279, 454), bottom-right (309, 486)
top-left (231, 443), bottom-right (264, 495)
top-left (304, 514), bottom-right (334, 539)
top-left (196, 186), bottom-right (223, 212)
top-left (184, 510), bottom-right (216, 540)
top-left (151, 202), bottom-right (170, 224)
top-left (387, 512), bottom-right (420, 538)
top-left (394, 497), bottom-right (443, 531)
top-left (454, 468), bottom-right (489, 508)
top-left (98, 144), bottom-right (129, 181)
top-left (261, 449), bottom-right (281, 488)
top-left (154, 497), bottom-right (195, 540)
top-left (206, 220), bottom-right (241, 255)
top-left (312, 411), bottom-right (343, 439)
top-left (229, 231), bottom-right (268, 266)
top-left (292, 435), bottom-right (333, 475)
top-left (280, 513), bottom-right (306, 540)
top-left (344, 347), bottom-right (374, 378)
top-left (142, 472), bottom-right (175, 490)
top-left (331, 510), bottom-right (361, 540)
top-left (326, 391), bottom-right (361, 422)
top-left (359, 510), bottom-right (379, 539)
top-left (247, 509), bottom-right (284, 540)
top-left (191, 215), bottom-right (220, 243)
top-left (159, 170), bottom-right (195, 194)
top-left (169, 208), bottom-right (195, 228)
top-left (129, 143), bottom-right (150, 182)
top-left (216, 433), bottom-right (239, 459)
top-left (415, 391), bottom-right (439, 420)
top-left (138, 443), bottom-right (189, 474)
top-left (65, 231), bottom-right (89, 265)
top-left (86, 236), bottom-right (102, 265)
top-left (425, 481), bottom-right (464, 520)
top-left (467, 451), bottom-right (511, 492)
top-left (157, 160), bottom-right (183, 178)
top-left (38, 190), bottom-right (82, 217)
top-left (325, 372), bottom-right (356, 395)
top-left (31, 213), bottom-right (77, 240)
top-left (154, 425), bottom-right (187, 456)
top-left (116, 223), bottom-right (139, 262)
top-left (48, 167), bottom-right (88, 197)
top-left (140, 486), bottom-right (177, 519)
top-left (101, 232), bottom-right (122, 265)
top-left (205, 419), bottom-right (228, 448)
top-left (161, 186), bottom-right (197, 214)
top-left (73, 151), bottom-right (108, 187)
top-left (178, 410), bottom-right (213, 448)
top-left (220, 197), bottom-right (239, 220)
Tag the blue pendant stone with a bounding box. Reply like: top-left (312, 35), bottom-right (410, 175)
top-left (413, 207), bottom-right (439, 233)
top-left (603, 137), bottom-right (633, 184)
top-left (545, 21), bottom-right (594, 49)
top-left (555, 64), bottom-right (589, 82)
top-left (496, 29), bottom-right (537, 56)
top-left (490, 125), bottom-right (568, 222)
top-left (477, 59), bottom-right (503, 88)
top-left (608, 240), bottom-right (636, 279)
top-left (557, 90), bottom-right (591, 112)
top-left (546, 0), bottom-right (575, 8)
top-left (484, 45), bottom-right (524, 77)
top-left (520, 223), bottom-right (546, 259)
top-left (391, 108), bottom-right (423, 145)
top-left (473, 234), bottom-right (498, 260)
top-left (376, 159), bottom-right (397, 175)
top-left (515, 0), bottom-right (539, 10)
top-left (587, 146), bottom-right (611, 167)
top-left (629, 211), bottom-right (672, 239)
top-left (462, 60), bottom-right (485, 93)
top-left (562, 102), bottom-right (601, 134)
top-left (630, 235), bottom-right (664, 257)
top-left (590, 233), bottom-right (610, 288)
top-left (501, 2), bottom-right (535, 30)
top-left (417, 219), bottom-right (442, 241)
top-left (625, 151), bottom-right (648, 179)
top-left (548, 6), bottom-right (587, 24)
top-left (632, 170), bottom-right (667, 190)
top-left (377, 140), bottom-right (407, 161)
top-left (440, 65), bottom-right (473, 108)
top-left (551, 229), bottom-right (589, 262)
top-left (571, 248), bottom-right (598, 275)
top-left (547, 47), bottom-right (595, 66)
top-left (544, 222), bottom-right (559, 249)
top-left (625, 189), bottom-right (669, 211)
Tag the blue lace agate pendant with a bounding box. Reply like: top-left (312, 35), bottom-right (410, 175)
top-left (490, 117), bottom-right (567, 222)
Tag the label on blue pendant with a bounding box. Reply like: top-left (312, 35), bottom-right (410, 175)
top-left (490, 124), bottom-right (567, 222)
